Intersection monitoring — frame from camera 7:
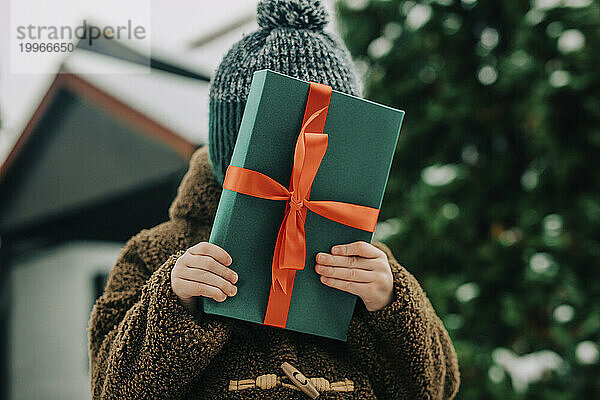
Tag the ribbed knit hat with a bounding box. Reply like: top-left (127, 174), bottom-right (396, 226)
top-left (208, 0), bottom-right (361, 185)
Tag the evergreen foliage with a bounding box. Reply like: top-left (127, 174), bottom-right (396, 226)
top-left (337, 0), bottom-right (600, 397)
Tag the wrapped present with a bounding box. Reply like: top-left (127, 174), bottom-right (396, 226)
top-left (204, 69), bottom-right (404, 341)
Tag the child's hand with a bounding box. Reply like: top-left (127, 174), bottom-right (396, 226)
top-left (171, 242), bottom-right (238, 312)
top-left (315, 241), bottom-right (393, 312)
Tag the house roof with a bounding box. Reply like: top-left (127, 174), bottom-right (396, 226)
top-left (0, 65), bottom-right (198, 182)
top-left (0, 66), bottom-right (199, 237)
top-left (62, 48), bottom-right (211, 146)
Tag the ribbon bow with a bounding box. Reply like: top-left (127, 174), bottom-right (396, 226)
top-left (223, 82), bottom-right (380, 328)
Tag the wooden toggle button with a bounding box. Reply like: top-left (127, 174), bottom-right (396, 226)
top-left (281, 362), bottom-right (320, 399)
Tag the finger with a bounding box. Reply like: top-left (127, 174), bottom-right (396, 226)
top-left (315, 264), bottom-right (373, 283)
top-left (176, 268), bottom-right (237, 297)
top-left (188, 242), bottom-right (232, 266)
top-left (319, 276), bottom-right (368, 296)
top-left (331, 241), bottom-right (383, 259)
top-left (184, 254), bottom-right (238, 284)
top-left (316, 252), bottom-right (375, 270)
top-left (173, 279), bottom-right (228, 302)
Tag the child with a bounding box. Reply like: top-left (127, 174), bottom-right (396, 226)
top-left (89, 1), bottom-right (460, 398)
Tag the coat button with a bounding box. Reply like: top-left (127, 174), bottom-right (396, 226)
top-left (281, 361), bottom-right (320, 399)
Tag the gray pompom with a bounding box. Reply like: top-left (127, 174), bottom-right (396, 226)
top-left (257, 0), bottom-right (329, 30)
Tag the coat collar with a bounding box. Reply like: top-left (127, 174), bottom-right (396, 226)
top-left (168, 146), bottom-right (222, 225)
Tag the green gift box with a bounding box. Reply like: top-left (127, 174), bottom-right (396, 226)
top-left (205, 69), bottom-right (404, 341)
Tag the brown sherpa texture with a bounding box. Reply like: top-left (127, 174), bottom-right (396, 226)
top-left (89, 146), bottom-right (460, 399)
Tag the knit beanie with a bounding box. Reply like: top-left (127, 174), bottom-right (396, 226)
top-left (208, 0), bottom-right (361, 185)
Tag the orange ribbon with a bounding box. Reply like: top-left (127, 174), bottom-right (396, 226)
top-left (223, 82), bottom-right (380, 328)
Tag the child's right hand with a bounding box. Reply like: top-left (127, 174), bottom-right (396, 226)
top-left (171, 242), bottom-right (238, 310)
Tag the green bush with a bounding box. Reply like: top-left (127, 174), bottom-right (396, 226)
top-left (337, 0), bottom-right (600, 398)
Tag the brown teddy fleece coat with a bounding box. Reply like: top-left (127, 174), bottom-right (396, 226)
top-left (89, 147), bottom-right (460, 400)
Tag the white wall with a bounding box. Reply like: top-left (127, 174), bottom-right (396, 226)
top-left (8, 240), bottom-right (122, 400)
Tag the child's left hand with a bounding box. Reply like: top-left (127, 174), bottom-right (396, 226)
top-left (315, 241), bottom-right (393, 312)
